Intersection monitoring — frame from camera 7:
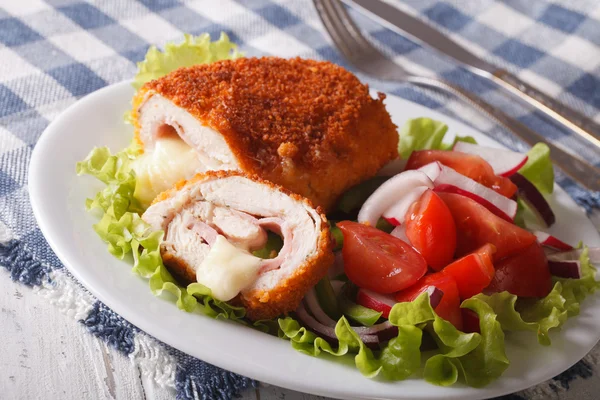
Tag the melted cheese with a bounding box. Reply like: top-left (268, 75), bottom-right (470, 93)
top-left (196, 235), bottom-right (262, 301)
top-left (133, 137), bottom-right (205, 207)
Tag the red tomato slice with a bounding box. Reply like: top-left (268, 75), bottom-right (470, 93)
top-left (406, 150), bottom-right (517, 198)
top-left (405, 190), bottom-right (457, 271)
top-left (486, 241), bottom-right (552, 297)
top-left (395, 273), bottom-right (463, 330)
top-left (442, 244), bottom-right (496, 299)
top-left (438, 192), bottom-right (536, 260)
top-left (337, 221), bottom-right (427, 293)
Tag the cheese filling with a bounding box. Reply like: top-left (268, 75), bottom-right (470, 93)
top-left (133, 137), bottom-right (205, 207)
top-left (196, 235), bottom-right (262, 301)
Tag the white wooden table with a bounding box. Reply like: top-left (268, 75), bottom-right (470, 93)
top-left (0, 267), bottom-right (332, 400)
top-left (3, 211), bottom-right (600, 399)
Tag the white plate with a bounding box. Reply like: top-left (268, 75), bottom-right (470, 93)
top-left (29, 81), bottom-right (600, 400)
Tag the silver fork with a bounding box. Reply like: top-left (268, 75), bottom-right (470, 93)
top-left (314, 0), bottom-right (600, 192)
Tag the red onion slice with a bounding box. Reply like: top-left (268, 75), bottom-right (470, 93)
top-left (548, 247), bottom-right (600, 264)
top-left (330, 280), bottom-right (345, 296)
top-left (352, 320), bottom-right (398, 342)
top-left (510, 173), bottom-right (555, 227)
top-left (425, 286), bottom-right (445, 309)
top-left (296, 303), bottom-right (380, 348)
top-left (304, 288), bottom-right (337, 327)
top-left (327, 252), bottom-right (345, 280)
top-left (548, 260), bottom-right (582, 279)
top-left (533, 231), bottom-right (573, 251)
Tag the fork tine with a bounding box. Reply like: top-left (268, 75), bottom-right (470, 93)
top-left (329, 1), bottom-right (379, 56)
top-left (314, 0), bottom-right (401, 78)
top-left (314, 0), bottom-right (360, 62)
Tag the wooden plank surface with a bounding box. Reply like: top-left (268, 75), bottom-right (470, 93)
top-left (0, 268), bottom-right (332, 399)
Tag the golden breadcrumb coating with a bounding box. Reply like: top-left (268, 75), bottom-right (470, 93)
top-left (133, 57), bottom-right (398, 211)
top-left (149, 170), bottom-right (334, 321)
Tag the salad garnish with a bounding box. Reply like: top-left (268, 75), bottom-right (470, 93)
top-left (77, 33), bottom-right (600, 388)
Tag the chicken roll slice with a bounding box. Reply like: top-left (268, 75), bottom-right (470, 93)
top-left (142, 171), bottom-right (334, 321)
top-left (132, 57), bottom-right (399, 211)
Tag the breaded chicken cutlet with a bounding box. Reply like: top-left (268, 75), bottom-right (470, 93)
top-left (143, 171), bottom-right (334, 321)
top-left (132, 57), bottom-right (399, 211)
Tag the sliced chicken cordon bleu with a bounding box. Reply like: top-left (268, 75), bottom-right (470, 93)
top-left (142, 171), bottom-right (334, 321)
top-left (131, 57), bottom-right (399, 210)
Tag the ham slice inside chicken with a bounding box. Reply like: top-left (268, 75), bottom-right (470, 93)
top-left (142, 174), bottom-right (322, 294)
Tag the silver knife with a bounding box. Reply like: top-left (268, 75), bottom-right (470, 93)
top-left (342, 0), bottom-right (600, 150)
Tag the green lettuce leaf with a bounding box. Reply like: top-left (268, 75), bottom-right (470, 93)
top-left (398, 118), bottom-right (448, 159)
top-left (518, 143), bottom-right (554, 194)
top-left (397, 117), bottom-right (478, 158)
top-left (458, 297), bottom-right (509, 387)
top-left (133, 33), bottom-right (242, 90)
top-left (280, 292), bottom-right (506, 386)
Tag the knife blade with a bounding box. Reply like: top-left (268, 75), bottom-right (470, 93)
top-left (342, 0), bottom-right (600, 150)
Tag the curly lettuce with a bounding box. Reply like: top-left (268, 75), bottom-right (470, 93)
top-left (279, 292), bottom-right (508, 386)
top-left (77, 146), bottom-right (243, 319)
top-left (133, 32), bottom-right (242, 90)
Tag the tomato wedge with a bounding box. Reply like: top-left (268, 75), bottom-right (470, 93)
top-left (395, 273), bottom-right (463, 330)
top-left (442, 244), bottom-right (496, 299)
top-left (486, 241), bottom-right (552, 297)
top-left (337, 221), bottom-right (427, 293)
top-left (406, 150), bottom-right (517, 198)
top-left (439, 192), bottom-right (536, 260)
top-left (405, 190), bottom-right (456, 271)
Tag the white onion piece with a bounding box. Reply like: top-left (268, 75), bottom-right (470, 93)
top-left (390, 225), bottom-right (410, 243)
top-left (548, 260), bottom-right (582, 279)
top-left (420, 162), bottom-right (517, 221)
top-left (382, 186), bottom-right (428, 226)
top-left (358, 170), bottom-right (433, 227)
top-left (377, 158), bottom-right (408, 177)
top-left (304, 287), bottom-right (336, 326)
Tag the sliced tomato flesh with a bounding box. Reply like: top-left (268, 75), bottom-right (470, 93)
top-left (406, 150), bottom-right (517, 198)
top-left (442, 244), bottom-right (496, 300)
top-left (486, 241), bottom-right (552, 298)
top-left (395, 272), bottom-right (463, 330)
top-left (337, 221), bottom-right (428, 294)
top-left (405, 189), bottom-right (457, 271)
top-left (439, 192), bottom-right (536, 260)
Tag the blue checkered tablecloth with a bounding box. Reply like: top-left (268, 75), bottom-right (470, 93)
top-left (2, 1), bottom-right (600, 399)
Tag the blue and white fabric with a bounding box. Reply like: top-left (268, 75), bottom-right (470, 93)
top-left (1, 1), bottom-right (600, 399)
